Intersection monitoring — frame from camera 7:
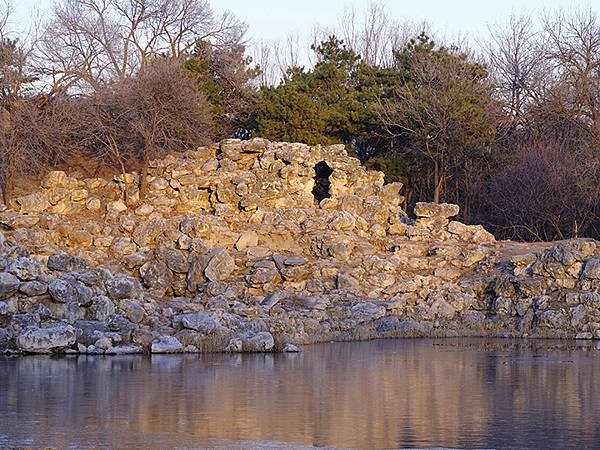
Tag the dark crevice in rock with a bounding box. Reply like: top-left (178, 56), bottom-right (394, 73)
top-left (313, 161), bottom-right (333, 203)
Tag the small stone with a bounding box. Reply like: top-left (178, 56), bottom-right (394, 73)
top-left (94, 337), bottom-right (112, 350)
top-left (86, 198), bottom-right (101, 211)
top-left (106, 200), bottom-right (127, 215)
top-left (282, 343), bottom-right (300, 352)
top-left (225, 337), bottom-right (242, 352)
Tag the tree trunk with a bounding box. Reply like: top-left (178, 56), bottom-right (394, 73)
top-left (433, 160), bottom-right (441, 204)
top-left (0, 169), bottom-right (12, 207)
top-left (139, 153), bottom-right (149, 200)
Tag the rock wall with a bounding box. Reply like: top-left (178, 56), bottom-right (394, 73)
top-left (0, 138), bottom-right (599, 354)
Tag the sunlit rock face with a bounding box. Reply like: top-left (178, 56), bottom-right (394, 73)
top-left (0, 139), bottom-right (599, 354)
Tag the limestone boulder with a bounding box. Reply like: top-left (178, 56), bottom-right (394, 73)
top-left (16, 325), bottom-right (76, 353)
top-left (204, 249), bottom-right (235, 282)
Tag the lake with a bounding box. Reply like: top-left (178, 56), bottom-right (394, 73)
top-left (1, 338), bottom-right (599, 449)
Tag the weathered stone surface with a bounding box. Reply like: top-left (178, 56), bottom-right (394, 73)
top-left (48, 278), bottom-right (77, 303)
top-left (47, 253), bottom-right (89, 272)
top-left (16, 193), bottom-right (50, 215)
top-left (0, 139), bottom-right (598, 354)
top-left (414, 202), bottom-right (460, 219)
top-left (177, 312), bottom-right (218, 334)
top-left (205, 249), bottom-right (235, 282)
top-left (90, 295), bottom-right (115, 321)
top-left (8, 258), bottom-right (41, 281)
top-left (106, 275), bottom-right (142, 300)
top-left (151, 335), bottom-right (183, 353)
top-left (581, 257), bottom-right (600, 280)
top-left (0, 272), bottom-right (19, 299)
top-left (242, 332), bottom-right (275, 352)
top-left (16, 325), bottom-right (76, 353)
top-left (119, 299), bottom-right (145, 324)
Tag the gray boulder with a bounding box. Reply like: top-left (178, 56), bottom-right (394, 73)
top-left (204, 249), bottom-right (235, 282)
top-left (18, 280), bottom-right (48, 296)
top-left (119, 299), bottom-right (145, 324)
top-left (47, 253), bottom-right (89, 272)
top-left (0, 272), bottom-right (19, 299)
top-left (177, 312), bottom-right (218, 334)
top-left (48, 278), bottom-right (77, 303)
top-left (90, 295), bottom-right (115, 321)
top-left (105, 275), bottom-right (142, 300)
top-left (16, 325), bottom-right (76, 353)
top-left (242, 332), bottom-right (275, 352)
top-left (151, 335), bottom-right (183, 353)
top-left (8, 258), bottom-right (41, 281)
top-left (581, 257), bottom-right (600, 280)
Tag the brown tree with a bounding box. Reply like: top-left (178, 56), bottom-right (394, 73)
top-left (34, 0), bottom-right (246, 94)
top-left (80, 60), bottom-right (212, 198)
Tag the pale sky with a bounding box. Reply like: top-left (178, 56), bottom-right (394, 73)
top-left (10, 0), bottom-right (597, 45)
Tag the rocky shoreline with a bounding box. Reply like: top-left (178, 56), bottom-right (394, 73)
top-left (1, 139), bottom-right (599, 354)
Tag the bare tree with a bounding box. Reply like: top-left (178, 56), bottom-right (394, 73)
top-left (79, 60), bottom-right (212, 198)
top-left (34, 0), bottom-right (246, 94)
top-left (538, 8), bottom-right (600, 143)
top-left (485, 135), bottom-right (600, 241)
top-left (485, 14), bottom-right (544, 126)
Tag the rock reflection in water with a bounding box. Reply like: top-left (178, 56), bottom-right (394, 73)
top-left (1, 339), bottom-right (600, 449)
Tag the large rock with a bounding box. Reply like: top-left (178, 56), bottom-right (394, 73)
top-left (48, 278), bottom-right (78, 303)
top-left (16, 325), bottom-right (76, 353)
top-left (242, 332), bottom-right (275, 352)
top-left (151, 335), bottom-right (183, 353)
top-left (8, 257), bottom-right (41, 281)
top-left (47, 253), bottom-right (89, 272)
top-left (581, 257), bottom-right (600, 280)
top-left (119, 299), bottom-right (145, 324)
top-left (0, 272), bottom-right (20, 299)
top-left (90, 295), bottom-right (115, 321)
top-left (139, 260), bottom-right (171, 292)
top-left (106, 275), bottom-right (142, 300)
top-left (132, 217), bottom-right (167, 247)
top-left (176, 312), bottom-right (219, 334)
top-left (204, 249), bottom-right (235, 282)
top-left (414, 202), bottom-right (460, 219)
top-left (16, 193), bottom-right (50, 214)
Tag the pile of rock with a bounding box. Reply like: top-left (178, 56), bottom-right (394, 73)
top-left (0, 138), bottom-right (599, 354)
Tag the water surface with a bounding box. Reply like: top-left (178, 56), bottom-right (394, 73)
top-left (1, 338), bottom-right (600, 449)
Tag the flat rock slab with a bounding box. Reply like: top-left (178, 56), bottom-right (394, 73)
top-left (16, 325), bottom-right (76, 353)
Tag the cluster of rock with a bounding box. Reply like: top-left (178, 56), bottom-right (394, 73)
top-left (0, 138), bottom-right (599, 354)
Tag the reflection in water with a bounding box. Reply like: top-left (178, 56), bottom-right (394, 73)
top-left (1, 339), bottom-right (600, 449)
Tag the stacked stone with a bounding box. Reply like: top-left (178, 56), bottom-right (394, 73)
top-left (0, 139), bottom-right (599, 354)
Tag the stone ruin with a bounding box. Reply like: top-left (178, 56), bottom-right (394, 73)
top-left (0, 138), bottom-right (599, 354)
